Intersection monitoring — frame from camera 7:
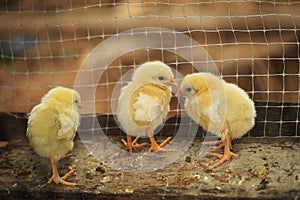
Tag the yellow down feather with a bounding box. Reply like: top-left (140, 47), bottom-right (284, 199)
top-left (27, 86), bottom-right (81, 160)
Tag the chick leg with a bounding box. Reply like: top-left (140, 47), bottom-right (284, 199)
top-left (202, 140), bottom-right (233, 152)
top-left (0, 141), bottom-right (8, 148)
top-left (121, 134), bottom-right (148, 153)
top-left (47, 155), bottom-right (76, 186)
top-left (147, 130), bottom-right (176, 153)
top-left (208, 131), bottom-right (239, 168)
top-left (202, 140), bottom-right (224, 146)
top-left (59, 153), bottom-right (72, 161)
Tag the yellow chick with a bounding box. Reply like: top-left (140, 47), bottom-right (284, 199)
top-left (117, 61), bottom-right (178, 153)
top-left (176, 73), bottom-right (256, 168)
top-left (27, 86), bottom-right (81, 186)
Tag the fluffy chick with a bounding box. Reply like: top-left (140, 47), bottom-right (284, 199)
top-left (117, 61), bottom-right (178, 153)
top-left (177, 72), bottom-right (256, 168)
top-left (27, 86), bottom-right (81, 186)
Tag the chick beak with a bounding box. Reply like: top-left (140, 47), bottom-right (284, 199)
top-left (165, 77), bottom-right (178, 87)
top-left (176, 89), bottom-right (183, 97)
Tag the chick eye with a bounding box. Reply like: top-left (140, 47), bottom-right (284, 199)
top-left (186, 87), bottom-right (192, 92)
top-left (74, 100), bottom-right (78, 104)
top-left (158, 76), bottom-right (165, 81)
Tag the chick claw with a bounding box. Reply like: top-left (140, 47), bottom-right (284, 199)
top-left (204, 133), bottom-right (238, 168)
top-left (48, 155), bottom-right (76, 187)
top-left (148, 136), bottom-right (176, 153)
top-left (202, 140), bottom-right (232, 152)
top-left (208, 151), bottom-right (239, 168)
top-left (122, 135), bottom-right (148, 153)
top-left (59, 154), bottom-right (72, 161)
top-left (48, 168), bottom-right (76, 187)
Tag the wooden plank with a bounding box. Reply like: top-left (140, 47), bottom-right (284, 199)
top-left (0, 136), bottom-right (299, 199)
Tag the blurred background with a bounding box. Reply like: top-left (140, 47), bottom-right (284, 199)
top-left (0, 0), bottom-right (299, 139)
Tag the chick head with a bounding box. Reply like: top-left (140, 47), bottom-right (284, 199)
top-left (177, 72), bottom-right (221, 98)
top-left (132, 61), bottom-right (177, 86)
top-left (42, 86), bottom-right (81, 110)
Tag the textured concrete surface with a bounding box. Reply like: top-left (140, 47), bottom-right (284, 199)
top-left (0, 136), bottom-right (299, 199)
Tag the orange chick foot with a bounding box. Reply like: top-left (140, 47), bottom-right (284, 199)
top-left (202, 140), bottom-right (224, 146)
top-left (208, 150), bottom-right (239, 168)
top-left (0, 141), bottom-right (8, 148)
top-left (59, 154), bottom-right (73, 161)
top-left (122, 135), bottom-right (148, 153)
top-left (48, 169), bottom-right (76, 186)
top-left (202, 140), bottom-right (230, 152)
top-left (148, 137), bottom-right (176, 153)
